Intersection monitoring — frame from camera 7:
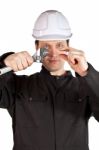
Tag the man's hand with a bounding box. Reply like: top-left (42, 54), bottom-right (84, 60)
top-left (4, 51), bottom-right (33, 72)
top-left (60, 47), bottom-right (88, 76)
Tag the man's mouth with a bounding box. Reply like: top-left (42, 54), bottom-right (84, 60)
top-left (49, 59), bottom-right (59, 63)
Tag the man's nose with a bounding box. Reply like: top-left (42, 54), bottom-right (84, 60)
top-left (49, 48), bottom-right (59, 57)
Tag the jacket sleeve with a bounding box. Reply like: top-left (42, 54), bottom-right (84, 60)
top-left (79, 63), bottom-right (99, 122)
top-left (0, 71), bottom-right (16, 109)
top-left (0, 52), bottom-right (14, 68)
top-left (0, 52), bottom-right (16, 109)
top-left (0, 52), bottom-right (28, 112)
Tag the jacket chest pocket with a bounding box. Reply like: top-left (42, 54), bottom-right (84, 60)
top-left (63, 91), bottom-right (87, 115)
top-left (16, 92), bottom-right (48, 110)
top-left (15, 92), bottom-right (49, 127)
top-left (16, 91), bottom-right (48, 102)
top-left (26, 95), bottom-right (48, 113)
top-left (64, 88), bottom-right (85, 103)
top-left (28, 95), bottom-right (48, 103)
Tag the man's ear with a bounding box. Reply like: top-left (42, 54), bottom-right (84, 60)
top-left (35, 40), bottom-right (39, 50)
top-left (66, 40), bottom-right (69, 46)
top-left (35, 44), bottom-right (38, 50)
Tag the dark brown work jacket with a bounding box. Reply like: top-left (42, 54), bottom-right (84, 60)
top-left (0, 62), bottom-right (99, 150)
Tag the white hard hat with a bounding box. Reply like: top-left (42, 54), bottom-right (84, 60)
top-left (32, 10), bottom-right (72, 40)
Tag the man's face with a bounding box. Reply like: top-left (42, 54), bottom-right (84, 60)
top-left (38, 40), bottom-right (68, 73)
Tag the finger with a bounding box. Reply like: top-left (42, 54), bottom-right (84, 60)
top-left (10, 62), bottom-right (19, 72)
top-left (69, 51), bottom-right (84, 57)
top-left (67, 49), bottom-right (85, 65)
top-left (25, 55), bottom-right (33, 66)
top-left (16, 53), bottom-right (29, 70)
top-left (22, 51), bottom-right (33, 66)
top-left (16, 58), bottom-right (25, 71)
top-left (59, 47), bottom-right (84, 59)
top-left (59, 50), bottom-right (69, 55)
top-left (20, 56), bottom-right (29, 69)
top-left (67, 47), bottom-right (78, 51)
top-left (68, 47), bottom-right (84, 55)
top-left (68, 54), bottom-right (84, 65)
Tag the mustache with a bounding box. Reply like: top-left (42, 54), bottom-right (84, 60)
top-left (48, 57), bottom-right (60, 61)
top-left (47, 55), bottom-right (59, 59)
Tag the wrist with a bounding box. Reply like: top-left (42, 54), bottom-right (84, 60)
top-left (80, 70), bottom-right (88, 77)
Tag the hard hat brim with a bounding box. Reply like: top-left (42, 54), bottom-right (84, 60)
top-left (32, 34), bottom-right (72, 41)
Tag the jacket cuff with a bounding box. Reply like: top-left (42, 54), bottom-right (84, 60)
top-left (82, 63), bottom-right (99, 98)
top-left (75, 63), bottom-right (96, 77)
top-left (0, 52), bottom-right (14, 68)
top-left (83, 63), bottom-right (98, 78)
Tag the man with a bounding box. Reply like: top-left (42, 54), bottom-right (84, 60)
top-left (0, 10), bottom-right (99, 150)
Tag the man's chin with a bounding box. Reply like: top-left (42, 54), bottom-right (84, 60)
top-left (47, 67), bottom-right (60, 72)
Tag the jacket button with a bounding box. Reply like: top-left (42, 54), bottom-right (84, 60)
top-left (29, 97), bottom-right (33, 102)
top-left (56, 76), bottom-right (60, 79)
top-left (78, 98), bottom-right (82, 102)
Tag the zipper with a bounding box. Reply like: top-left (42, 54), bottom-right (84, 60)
top-left (52, 94), bottom-right (57, 150)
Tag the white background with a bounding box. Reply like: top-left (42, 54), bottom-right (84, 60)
top-left (0, 0), bottom-right (99, 150)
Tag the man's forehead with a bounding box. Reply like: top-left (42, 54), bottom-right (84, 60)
top-left (39, 40), bottom-right (66, 45)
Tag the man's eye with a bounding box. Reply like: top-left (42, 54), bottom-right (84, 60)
top-left (56, 43), bottom-right (65, 50)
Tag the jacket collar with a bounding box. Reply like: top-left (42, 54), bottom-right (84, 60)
top-left (40, 65), bottom-right (72, 79)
